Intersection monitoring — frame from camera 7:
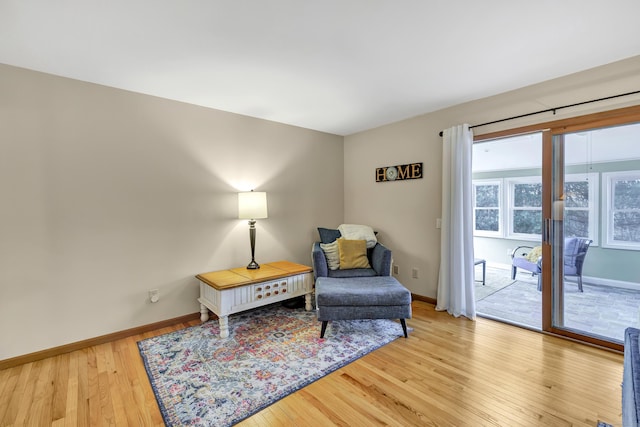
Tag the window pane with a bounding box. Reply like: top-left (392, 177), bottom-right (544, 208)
top-left (564, 182), bottom-right (589, 208)
top-left (513, 210), bottom-right (542, 234)
top-left (475, 209), bottom-right (499, 231)
top-left (475, 185), bottom-right (499, 207)
top-left (614, 179), bottom-right (640, 209)
top-left (514, 183), bottom-right (542, 207)
top-left (613, 211), bottom-right (640, 242)
top-left (564, 210), bottom-right (589, 238)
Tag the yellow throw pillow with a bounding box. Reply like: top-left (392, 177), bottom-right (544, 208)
top-left (320, 240), bottom-right (340, 270)
top-left (526, 246), bottom-right (542, 263)
top-left (338, 239), bottom-right (371, 269)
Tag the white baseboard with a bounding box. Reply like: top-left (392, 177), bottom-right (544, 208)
top-left (580, 275), bottom-right (640, 291)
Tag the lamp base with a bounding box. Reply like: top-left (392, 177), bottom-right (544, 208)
top-left (246, 260), bottom-right (260, 269)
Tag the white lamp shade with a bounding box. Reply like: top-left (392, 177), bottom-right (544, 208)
top-left (238, 191), bottom-right (268, 219)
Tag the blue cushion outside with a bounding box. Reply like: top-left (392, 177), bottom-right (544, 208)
top-left (513, 257), bottom-right (540, 274)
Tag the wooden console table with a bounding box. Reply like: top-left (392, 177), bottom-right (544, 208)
top-left (196, 261), bottom-right (313, 338)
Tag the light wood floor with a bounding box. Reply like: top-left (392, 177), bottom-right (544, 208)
top-left (0, 301), bottom-right (623, 426)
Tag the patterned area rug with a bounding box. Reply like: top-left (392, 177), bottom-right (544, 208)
top-left (137, 305), bottom-right (407, 427)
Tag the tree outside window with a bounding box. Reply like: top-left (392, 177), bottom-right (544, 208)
top-left (613, 179), bottom-right (640, 242)
top-left (564, 181), bottom-right (589, 237)
top-left (603, 172), bottom-right (640, 249)
top-left (613, 183), bottom-right (640, 242)
top-left (512, 182), bottom-right (542, 237)
top-left (475, 174), bottom-right (598, 242)
top-left (473, 182), bottom-right (501, 236)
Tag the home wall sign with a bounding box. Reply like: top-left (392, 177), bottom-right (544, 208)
top-left (375, 162), bottom-right (423, 182)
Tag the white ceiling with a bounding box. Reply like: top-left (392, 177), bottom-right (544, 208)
top-left (2, 1), bottom-right (640, 136)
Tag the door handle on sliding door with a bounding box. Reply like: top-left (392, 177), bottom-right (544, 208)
top-left (543, 218), bottom-right (551, 244)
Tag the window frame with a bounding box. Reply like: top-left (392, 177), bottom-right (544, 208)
top-left (489, 173), bottom-right (600, 242)
top-left (563, 172), bottom-right (599, 246)
top-left (505, 176), bottom-right (543, 241)
top-left (602, 170), bottom-right (640, 250)
top-left (472, 179), bottom-right (503, 237)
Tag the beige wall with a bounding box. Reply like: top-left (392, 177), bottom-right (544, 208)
top-left (0, 64), bottom-right (344, 360)
top-left (344, 55), bottom-right (640, 299)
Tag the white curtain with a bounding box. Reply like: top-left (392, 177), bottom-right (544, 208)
top-left (436, 124), bottom-right (476, 320)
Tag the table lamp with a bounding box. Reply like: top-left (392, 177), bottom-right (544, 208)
top-left (238, 190), bottom-right (268, 269)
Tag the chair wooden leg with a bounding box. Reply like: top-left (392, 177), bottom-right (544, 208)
top-left (320, 321), bottom-right (328, 338)
top-left (400, 319), bottom-right (408, 338)
top-left (578, 276), bottom-right (583, 292)
top-left (511, 266), bottom-right (517, 280)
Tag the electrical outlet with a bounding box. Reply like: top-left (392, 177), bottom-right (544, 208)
top-left (393, 265), bottom-right (399, 275)
top-left (149, 289), bottom-right (159, 303)
top-left (506, 248), bottom-right (512, 256)
top-left (412, 268), bottom-right (419, 279)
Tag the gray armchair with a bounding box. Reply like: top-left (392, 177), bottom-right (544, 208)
top-left (510, 237), bottom-right (592, 291)
top-left (311, 237), bottom-right (410, 339)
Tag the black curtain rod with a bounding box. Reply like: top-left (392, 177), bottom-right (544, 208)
top-left (438, 89), bottom-right (640, 137)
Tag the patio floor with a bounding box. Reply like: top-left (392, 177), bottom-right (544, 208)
top-left (474, 265), bottom-right (640, 343)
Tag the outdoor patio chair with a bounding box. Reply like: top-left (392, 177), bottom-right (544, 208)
top-left (510, 237), bottom-right (592, 292)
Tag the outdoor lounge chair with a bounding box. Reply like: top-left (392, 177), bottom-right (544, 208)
top-left (510, 237), bottom-right (592, 292)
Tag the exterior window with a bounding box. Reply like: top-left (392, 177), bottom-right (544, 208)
top-left (603, 171), bottom-right (640, 250)
top-left (563, 173), bottom-right (599, 244)
top-left (481, 175), bottom-right (599, 242)
top-left (473, 180), bottom-right (501, 237)
top-left (508, 178), bottom-right (542, 239)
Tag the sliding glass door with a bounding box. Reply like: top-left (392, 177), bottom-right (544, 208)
top-left (474, 105), bottom-right (640, 349)
top-left (548, 122), bottom-right (640, 345)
